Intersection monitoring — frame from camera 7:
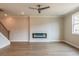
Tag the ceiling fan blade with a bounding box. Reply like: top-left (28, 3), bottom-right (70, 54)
top-left (0, 9), bottom-right (4, 12)
top-left (29, 7), bottom-right (37, 10)
top-left (39, 6), bottom-right (50, 10)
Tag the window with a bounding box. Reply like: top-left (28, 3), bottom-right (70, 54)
top-left (72, 13), bottom-right (79, 34)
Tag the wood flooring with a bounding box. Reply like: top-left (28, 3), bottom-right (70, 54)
top-left (0, 42), bottom-right (79, 56)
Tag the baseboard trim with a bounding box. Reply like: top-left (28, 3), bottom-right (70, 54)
top-left (63, 40), bottom-right (79, 49)
top-left (10, 40), bottom-right (28, 42)
top-left (11, 40), bottom-right (62, 43)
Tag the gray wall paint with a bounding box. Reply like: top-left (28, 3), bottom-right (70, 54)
top-left (64, 12), bottom-right (79, 47)
top-left (30, 16), bottom-right (64, 42)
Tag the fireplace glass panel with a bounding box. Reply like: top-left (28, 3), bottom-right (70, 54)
top-left (32, 33), bottom-right (47, 38)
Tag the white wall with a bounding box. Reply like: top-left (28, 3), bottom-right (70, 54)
top-left (0, 32), bottom-right (10, 48)
top-left (0, 16), bottom-right (29, 42)
top-left (64, 13), bottom-right (79, 48)
top-left (0, 16), bottom-right (64, 42)
top-left (30, 16), bottom-right (64, 42)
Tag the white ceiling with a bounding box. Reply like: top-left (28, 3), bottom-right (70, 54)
top-left (0, 3), bottom-right (79, 16)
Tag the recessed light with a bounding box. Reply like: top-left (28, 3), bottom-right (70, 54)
top-left (21, 12), bottom-right (24, 15)
top-left (4, 14), bottom-right (8, 16)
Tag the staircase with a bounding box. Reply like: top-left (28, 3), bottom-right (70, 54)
top-left (0, 21), bottom-right (10, 48)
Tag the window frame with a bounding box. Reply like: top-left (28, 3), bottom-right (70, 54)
top-left (72, 13), bottom-right (79, 34)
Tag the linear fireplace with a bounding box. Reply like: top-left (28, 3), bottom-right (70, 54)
top-left (32, 33), bottom-right (47, 38)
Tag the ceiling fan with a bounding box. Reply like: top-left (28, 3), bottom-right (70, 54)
top-left (29, 5), bottom-right (50, 13)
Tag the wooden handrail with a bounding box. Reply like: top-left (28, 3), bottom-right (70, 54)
top-left (0, 22), bottom-right (8, 32)
top-left (0, 21), bottom-right (9, 39)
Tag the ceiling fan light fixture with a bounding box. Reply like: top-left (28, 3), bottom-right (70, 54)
top-left (21, 12), bottom-right (25, 15)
